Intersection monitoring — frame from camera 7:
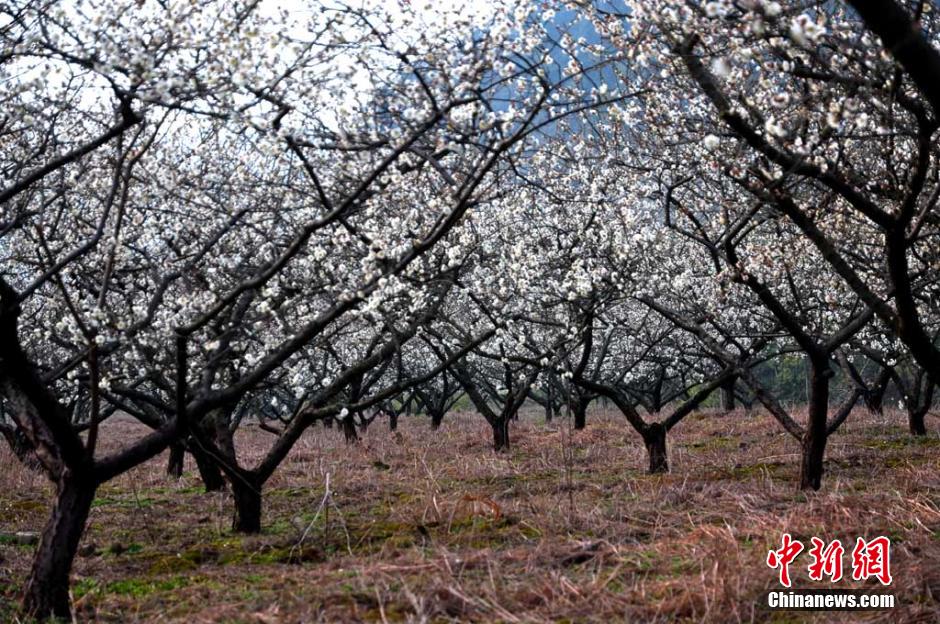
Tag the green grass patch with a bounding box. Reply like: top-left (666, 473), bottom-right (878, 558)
top-left (91, 496), bottom-right (158, 509)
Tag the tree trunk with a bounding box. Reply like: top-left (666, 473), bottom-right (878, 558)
top-left (643, 423), bottom-right (668, 474)
top-left (231, 475), bottom-right (262, 533)
top-left (650, 378), bottom-right (663, 414)
top-left (799, 432), bottom-right (827, 491)
top-left (22, 473), bottom-right (96, 621)
top-left (799, 362), bottom-right (830, 491)
top-left (388, 411), bottom-right (398, 432)
top-left (909, 379), bottom-right (933, 435)
top-left (342, 417), bottom-right (359, 443)
top-left (430, 410), bottom-right (444, 430)
top-left (572, 396), bottom-right (588, 430)
top-left (0, 423), bottom-right (41, 470)
top-left (865, 369), bottom-right (890, 415)
top-left (492, 417), bottom-right (510, 452)
top-left (166, 443), bottom-right (185, 478)
top-left (545, 384), bottom-right (554, 423)
top-left (191, 444), bottom-right (226, 492)
top-left (720, 376), bottom-right (736, 412)
top-left (909, 408), bottom-right (927, 436)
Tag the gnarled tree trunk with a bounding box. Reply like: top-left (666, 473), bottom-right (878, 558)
top-left (191, 443), bottom-right (226, 492)
top-left (642, 423), bottom-right (668, 474)
top-left (342, 416), bottom-right (359, 443)
top-left (166, 442), bottom-right (185, 478)
top-left (492, 417), bottom-right (510, 452)
top-left (22, 473), bottom-right (97, 621)
top-left (0, 422), bottom-right (41, 470)
top-left (799, 362), bottom-right (831, 491)
top-left (720, 376), bottom-right (736, 412)
top-left (231, 474), bottom-right (262, 533)
top-left (909, 407), bottom-right (928, 436)
top-left (909, 378), bottom-right (933, 436)
top-left (572, 395), bottom-right (589, 430)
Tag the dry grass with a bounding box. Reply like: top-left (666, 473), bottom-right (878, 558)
top-left (1, 407), bottom-right (940, 622)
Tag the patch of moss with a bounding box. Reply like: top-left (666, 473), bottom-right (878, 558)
top-left (239, 588), bottom-right (262, 601)
top-left (362, 603), bottom-right (410, 621)
top-left (630, 549), bottom-right (658, 572)
top-left (72, 578), bottom-right (101, 599)
top-left (145, 484), bottom-right (205, 496)
top-left (884, 456), bottom-right (914, 468)
top-left (148, 547), bottom-right (218, 574)
top-left (269, 486), bottom-right (314, 499)
top-left (720, 461), bottom-right (789, 481)
top-left (518, 523), bottom-right (542, 539)
top-left (0, 498), bottom-right (46, 523)
top-left (91, 496), bottom-right (158, 509)
top-left (0, 533), bottom-right (38, 549)
top-left (669, 555), bottom-right (697, 574)
top-left (265, 518), bottom-right (293, 536)
top-left (446, 515), bottom-right (522, 549)
top-left (106, 575), bottom-right (190, 597)
top-left (863, 435), bottom-right (940, 451)
top-left (106, 542), bottom-right (144, 556)
top-left (8, 499), bottom-right (45, 513)
top-left (351, 518), bottom-right (418, 553)
top-left (685, 435), bottom-right (737, 451)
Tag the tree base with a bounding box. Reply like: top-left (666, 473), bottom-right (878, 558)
top-left (643, 424), bottom-right (669, 474)
top-left (22, 475), bottom-right (96, 621)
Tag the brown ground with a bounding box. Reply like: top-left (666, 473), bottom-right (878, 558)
top-left (1, 407), bottom-right (939, 623)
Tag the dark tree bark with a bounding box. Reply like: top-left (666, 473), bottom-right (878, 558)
top-left (451, 359), bottom-right (536, 453)
top-left (166, 443), bottom-right (185, 478)
top-left (22, 474), bottom-right (97, 621)
top-left (341, 416), bottom-right (359, 443)
top-left (909, 409), bottom-right (928, 436)
top-left (430, 409), bottom-right (444, 430)
top-left (845, 0), bottom-right (940, 116)
top-left (526, 378), bottom-right (560, 424)
top-left (799, 361), bottom-right (831, 491)
top-left (0, 422), bottom-right (41, 469)
top-left (196, 411), bottom-right (238, 496)
top-left (642, 423), bottom-right (668, 474)
top-left (231, 474), bottom-right (262, 533)
top-left (492, 417), bottom-right (510, 452)
top-left (719, 376), bottom-right (736, 412)
top-left (887, 365), bottom-right (934, 436)
top-left (909, 377), bottom-right (933, 436)
top-left (191, 443), bottom-right (226, 492)
top-left (867, 367), bottom-right (892, 416)
top-left (649, 367), bottom-right (665, 414)
top-left (544, 386), bottom-right (555, 423)
top-left (388, 411), bottom-right (398, 431)
top-left (571, 394), bottom-right (589, 430)
top-left (907, 375), bottom-right (933, 436)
